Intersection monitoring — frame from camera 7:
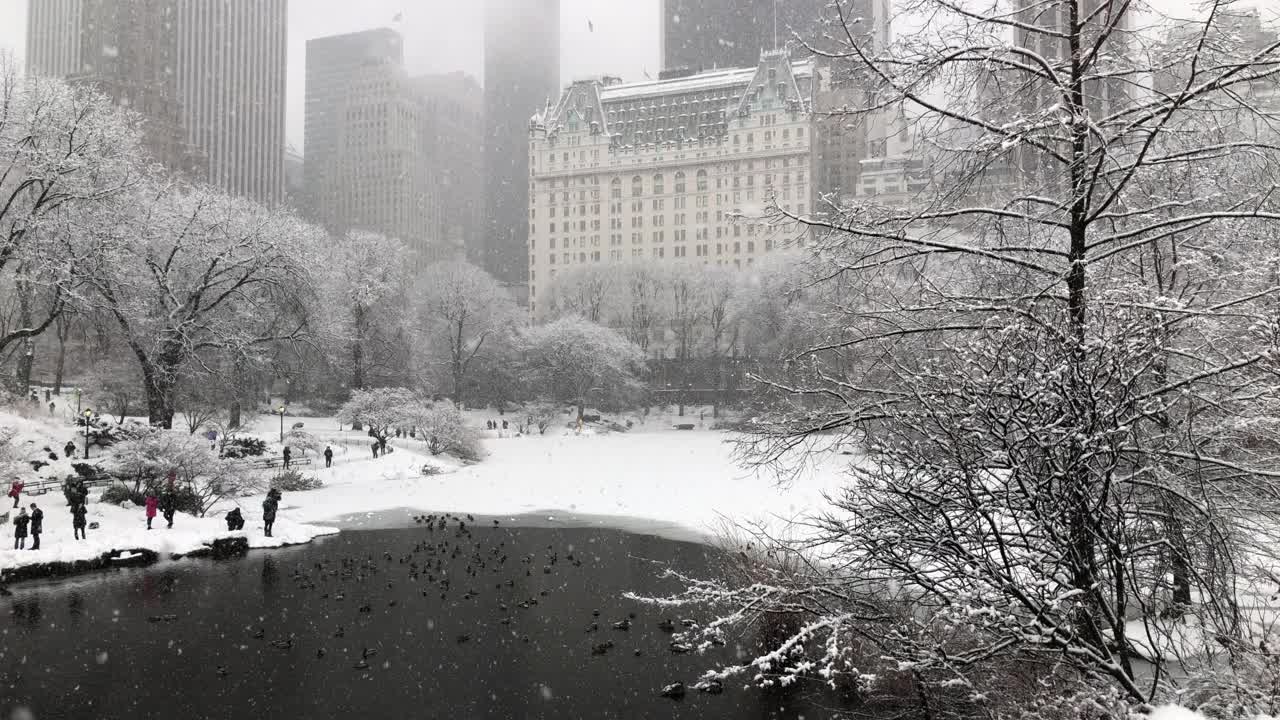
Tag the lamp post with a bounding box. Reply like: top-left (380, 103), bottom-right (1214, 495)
top-left (83, 409), bottom-right (92, 459)
top-left (278, 405), bottom-right (286, 443)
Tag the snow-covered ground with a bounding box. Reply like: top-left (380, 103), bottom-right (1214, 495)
top-left (0, 405), bottom-right (848, 575)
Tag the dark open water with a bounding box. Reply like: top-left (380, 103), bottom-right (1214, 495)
top-left (1, 522), bottom-right (847, 719)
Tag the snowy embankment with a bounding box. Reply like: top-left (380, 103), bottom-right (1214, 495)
top-left (0, 407), bottom-right (846, 579)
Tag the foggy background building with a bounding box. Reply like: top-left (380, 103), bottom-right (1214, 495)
top-left (483, 0), bottom-right (561, 293)
top-left (660, 0), bottom-right (826, 71)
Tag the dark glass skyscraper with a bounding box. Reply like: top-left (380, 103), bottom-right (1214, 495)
top-left (483, 0), bottom-right (560, 290)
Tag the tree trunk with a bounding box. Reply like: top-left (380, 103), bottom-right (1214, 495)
top-left (229, 401), bottom-right (242, 430)
top-left (141, 363), bottom-right (178, 429)
top-left (53, 332), bottom-right (66, 394)
top-left (15, 338), bottom-right (34, 395)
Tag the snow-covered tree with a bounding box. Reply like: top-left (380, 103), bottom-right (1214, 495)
top-left (86, 179), bottom-right (323, 428)
top-left (520, 317), bottom-right (645, 420)
top-left (335, 387), bottom-right (419, 446)
top-left (316, 230), bottom-right (410, 390)
top-left (645, 0), bottom-right (1280, 712)
top-left (414, 261), bottom-right (519, 407)
top-left (0, 58), bottom-right (143, 380)
top-left (404, 400), bottom-right (482, 459)
top-left (543, 265), bottom-right (616, 323)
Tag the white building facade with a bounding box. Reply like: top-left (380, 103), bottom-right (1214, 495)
top-left (528, 52), bottom-right (815, 318)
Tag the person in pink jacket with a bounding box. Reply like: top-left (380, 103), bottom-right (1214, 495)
top-left (145, 491), bottom-right (159, 530)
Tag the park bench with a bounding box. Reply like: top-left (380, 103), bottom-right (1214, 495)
top-left (246, 457), bottom-right (313, 471)
top-left (24, 474), bottom-right (115, 496)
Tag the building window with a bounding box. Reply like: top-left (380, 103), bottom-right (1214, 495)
top-left (632, 176), bottom-right (643, 197)
top-left (653, 174), bottom-right (665, 195)
top-left (696, 169), bottom-right (708, 191)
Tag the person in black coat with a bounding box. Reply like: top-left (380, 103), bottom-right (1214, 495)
top-left (225, 506), bottom-right (244, 531)
top-left (28, 503), bottom-right (43, 550)
top-left (12, 507), bottom-right (29, 549)
top-left (160, 490), bottom-right (177, 529)
top-left (282, 446), bottom-right (292, 469)
top-left (63, 440), bottom-right (77, 459)
top-left (71, 502), bottom-right (87, 539)
top-left (323, 446), bottom-right (333, 468)
top-left (262, 489), bottom-right (280, 537)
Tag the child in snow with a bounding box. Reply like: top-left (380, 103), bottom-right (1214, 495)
top-left (145, 491), bottom-right (159, 530)
top-left (71, 502), bottom-right (87, 540)
top-left (12, 506), bottom-right (28, 549)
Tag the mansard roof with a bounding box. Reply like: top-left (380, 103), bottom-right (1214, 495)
top-left (534, 52), bottom-right (813, 147)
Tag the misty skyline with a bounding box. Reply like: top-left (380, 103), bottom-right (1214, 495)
top-left (0, 0), bottom-right (659, 151)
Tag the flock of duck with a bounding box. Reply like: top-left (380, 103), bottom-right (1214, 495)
top-left (200, 512), bottom-right (727, 701)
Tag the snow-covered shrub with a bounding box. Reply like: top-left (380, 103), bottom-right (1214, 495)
top-left (523, 401), bottom-right (557, 435)
top-left (409, 401), bottom-right (482, 460)
top-left (100, 484), bottom-right (143, 506)
top-left (106, 431), bottom-right (256, 515)
top-left (420, 464), bottom-right (443, 476)
top-left (221, 436), bottom-right (267, 459)
top-left (269, 468), bottom-right (322, 492)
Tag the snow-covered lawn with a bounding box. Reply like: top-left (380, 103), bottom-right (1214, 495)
top-left (0, 407), bottom-right (849, 575)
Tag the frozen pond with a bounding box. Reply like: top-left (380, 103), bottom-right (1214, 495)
top-left (2, 522), bottom-right (847, 719)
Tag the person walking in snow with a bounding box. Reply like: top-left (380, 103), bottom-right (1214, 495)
top-left (28, 503), bottom-right (42, 550)
top-left (371, 439), bottom-right (379, 459)
top-left (160, 489), bottom-right (177, 529)
top-left (262, 489), bottom-right (280, 537)
top-left (323, 446), bottom-right (333, 468)
top-left (63, 440), bottom-right (76, 459)
top-left (225, 506), bottom-right (244, 531)
top-left (8, 479), bottom-right (22, 509)
top-left (13, 506), bottom-right (29, 549)
top-left (71, 501), bottom-right (87, 540)
top-left (282, 446), bottom-right (292, 469)
top-left (145, 491), bottom-right (159, 530)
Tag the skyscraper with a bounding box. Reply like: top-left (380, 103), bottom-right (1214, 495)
top-left (176, 0), bottom-right (289, 205)
top-left (25, 0), bottom-right (82, 77)
top-left (303, 28), bottom-right (404, 220)
top-left (417, 72), bottom-right (485, 262)
top-left (306, 29), bottom-right (477, 266)
top-left (660, 0), bottom-right (827, 72)
top-left (483, 0), bottom-right (560, 289)
top-left (25, 0), bottom-right (288, 205)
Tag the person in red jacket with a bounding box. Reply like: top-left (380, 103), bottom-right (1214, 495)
top-left (8, 479), bottom-right (23, 509)
top-left (145, 491), bottom-right (159, 530)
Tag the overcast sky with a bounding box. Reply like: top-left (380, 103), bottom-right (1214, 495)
top-left (0, 0), bottom-right (660, 151)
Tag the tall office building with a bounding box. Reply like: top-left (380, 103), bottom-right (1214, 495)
top-left (25, 0), bottom-right (288, 205)
top-left (661, 0), bottom-right (828, 72)
top-left (306, 30), bottom-right (476, 266)
top-left (25, 0), bottom-right (82, 77)
top-left (483, 0), bottom-right (560, 290)
top-left (303, 28), bottom-right (404, 220)
top-left (177, 0), bottom-right (288, 205)
top-left (417, 72), bottom-right (485, 262)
